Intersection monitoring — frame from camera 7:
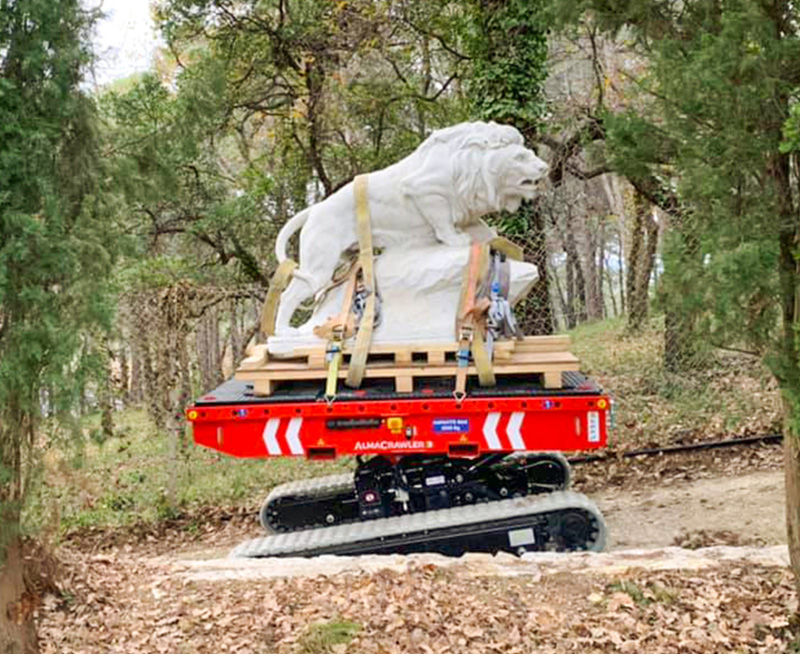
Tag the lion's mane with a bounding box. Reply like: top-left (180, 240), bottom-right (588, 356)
top-left (399, 121), bottom-right (526, 225)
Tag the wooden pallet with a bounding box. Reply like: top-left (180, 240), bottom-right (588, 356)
top-left (237, 335), bottom-right (579, 396)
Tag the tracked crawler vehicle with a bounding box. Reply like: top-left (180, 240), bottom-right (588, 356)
top-left (187, 372), bottom-right (610, 558)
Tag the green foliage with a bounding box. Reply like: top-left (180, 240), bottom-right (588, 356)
top-left (0, 0), bottom-right (118, 536)
top-left (555, 0), bottom-right (800, 396)
top-left (607, 580), bottom-right (677, 606)
top-left (156, 0), bottom-right (468, 190)
top-left (28, 409), bottom-right (351, 532)
top-left (782, 101), bottom-right (800, 153)
top-left (463, 0), bottom-right (549, 130)
top-left (107, 1), bottom-right (474, 295)
top-left (297, 619), bottom-right (362, 654)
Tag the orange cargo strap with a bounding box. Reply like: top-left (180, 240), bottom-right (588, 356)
top-left (454, 242), bottom-right (494, 399)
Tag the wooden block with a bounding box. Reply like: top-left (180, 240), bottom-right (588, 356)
top-left (307, 354), bottom-right (326, 368)
top-left (428, 351), bottom-right (445, 364)
top-left (395, 376), bottom-right (413, 393)
top-left (543, 371), bottom-right (562, 389)
top-left (253, 379), bottom-right (274, 396)
top-left (394, 350), bottom-right (412, 364)
top-left (238, 344), bottom-right (270, 370)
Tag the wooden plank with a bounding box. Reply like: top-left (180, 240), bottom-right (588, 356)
top-left (236, 357), bottom-right (579, 384)
top-left (238, 344), bottom-right (270, 370)
top-left (428, 351), bottom-right (446, 364)
top-left (282, 339), bottom-right (518, 358)
top-left (514, 336), bottom-right (572, 352)
top-left (236, 350), bottom-right (579, 377)
top-left (307, 354), bottom-right (326, 368)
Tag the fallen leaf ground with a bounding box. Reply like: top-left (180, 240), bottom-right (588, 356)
top-left (38, 551), bottom-right (798, 654)
top-left (35, 443), bottom-right (795, 653)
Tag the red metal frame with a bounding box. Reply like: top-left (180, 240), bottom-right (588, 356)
top-left (188, 394), bottom-right (610, 460)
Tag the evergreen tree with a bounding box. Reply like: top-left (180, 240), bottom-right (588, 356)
top-left (554, 0), bottom-right (800, 587)
top-left (0, 1), bottom-right (116, 649)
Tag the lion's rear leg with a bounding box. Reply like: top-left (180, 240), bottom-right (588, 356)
top-left (274, 274), bottom-right (317, 333)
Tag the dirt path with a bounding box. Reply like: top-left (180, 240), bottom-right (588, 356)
top-left (596, 469), bottom-right (785, 550)
top-left (166, 466), bottom-right (787, 569)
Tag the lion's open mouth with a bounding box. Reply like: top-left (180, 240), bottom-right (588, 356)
top-left (520, 179), bottom-right (535, 186)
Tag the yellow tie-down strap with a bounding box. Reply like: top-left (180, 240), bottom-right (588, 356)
top-left (345, 175), bottom-right (375, 388)
top-left (260, 259), bottom-right (298, 337)
top-left (318, 262), bottom-right (361, 401)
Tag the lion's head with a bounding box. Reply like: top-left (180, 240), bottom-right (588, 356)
top-left (400, 121), bottom-right (549, 223)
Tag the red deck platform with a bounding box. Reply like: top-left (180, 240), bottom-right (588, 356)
top-left (188, 375), bottom-right (610, 460)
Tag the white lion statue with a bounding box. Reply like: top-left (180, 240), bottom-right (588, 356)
top-left (273, 121), bottom-right (549, 331)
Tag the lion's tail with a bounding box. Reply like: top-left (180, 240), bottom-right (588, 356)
top-left (275, 207), bottom-right (311, 264)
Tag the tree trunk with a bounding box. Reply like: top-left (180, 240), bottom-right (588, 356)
top-left (774, 138), bottom-right (800, 591)
top-left (118, 345), bottom-right (130, 406)
top-left (600, 173), bottom-right (627, 314)
top-left (196, 309), bottom-right (219, 394)
top-left (0, 535), bottom-right (37, 653)
top-left (551, 261), bottom-right (570, 331)
top-left (230, 299), bottom-right (242, 372)
top-left (520, 199), bottom-right (554, 335)
top-left (596, 218), bottom-right (606, 319)
top-left (605, 261), bottom-right (618, 317)
top-left (626, 195), bottom-right (644, 328)
top-left (0, 408), bottom-right (37, 653)
top-left (565, 248), bottom-right (576, 329)
top-left (628, 193), bottom-right (658, 331)
top-left (784, 403), bottom-right (800, 594)
top-left (581, 216), bottom-right (603, 322)
top-left (565, 231), bottom-right (588, 324)
top-left (129, 339), bottom-right (142, 404)
top-left (663, 292), bottom-right (696, 371)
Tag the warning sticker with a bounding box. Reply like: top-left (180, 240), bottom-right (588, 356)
top-left (587, 411), bottom-right (600, 443)
top-left (432, 418), bottom-right (470, 434)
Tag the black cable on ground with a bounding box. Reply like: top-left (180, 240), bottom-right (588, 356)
top-left (568, 433), bottom-right (783, 465)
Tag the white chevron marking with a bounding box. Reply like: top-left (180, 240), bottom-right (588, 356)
top-left (507, 412), bottom-right (525, 450)
top-left (286, 417), bottom-right (304, 455)
top-left (263, 418), bottom-right (282, 455)
top-left (483, 412), bottom-right (502, 450)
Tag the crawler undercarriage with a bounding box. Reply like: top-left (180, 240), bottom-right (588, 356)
top-left (240, 451), bottom-right (604, 558)
top-left (188, 377), bottom-right (610, 558)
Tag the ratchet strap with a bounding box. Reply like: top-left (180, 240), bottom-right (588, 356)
top-left (313, 262), bottom-right (361, 400)
top-left (345, 175), bottom-right (376, 388)
top-left (455, 242), bottom-right (494, 398)
top-left (260, 259), bottom-right (298, 337)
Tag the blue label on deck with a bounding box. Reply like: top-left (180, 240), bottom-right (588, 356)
top-left (432, 418), bottom-right (470, 433)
